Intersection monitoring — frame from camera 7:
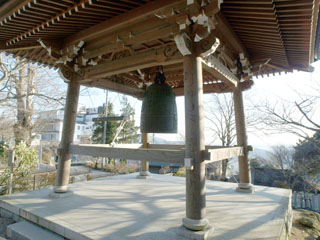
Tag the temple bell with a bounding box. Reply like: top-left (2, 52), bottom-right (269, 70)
top-left (140, 70), bottom-right (177, 133)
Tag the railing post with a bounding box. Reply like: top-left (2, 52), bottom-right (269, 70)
top-left (233, 86), bottom-right (254, 193)
top-left (8, 149), bottom-right (15, 194)
top-left (137, 133), bottom-right (150, 179)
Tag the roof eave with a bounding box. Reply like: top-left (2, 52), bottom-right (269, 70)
top-left (309, 0), bottom-right (320, 65)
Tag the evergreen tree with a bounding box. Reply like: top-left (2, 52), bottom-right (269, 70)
top-left (117, 96), bottom-right (140, 144)
top-left (293, 131), bottom-right (320, 174)
top-left (92, 103), bottom-right (119, 144)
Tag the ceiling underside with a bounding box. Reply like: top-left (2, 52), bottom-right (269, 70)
top-left (0, 0), bottom-right (318, 97)
top-left (222, 0), bottom-right (315, 72)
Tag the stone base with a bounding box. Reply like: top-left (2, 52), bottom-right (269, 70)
top-left (53, 185), bottom-right (68, 193)
top-left (49, 190), bottom-right (73, 199)
top-left (136, 171), bottom-right (151, 179)
top-left (177, 225), bottom-right (214, 240)
top-left (236, 183), bottom-right (255, 193)
top-left (182, 217), bottom-right (209, 231)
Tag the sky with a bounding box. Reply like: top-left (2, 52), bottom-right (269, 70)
top-left (77, 61), bottom-right (320, 149)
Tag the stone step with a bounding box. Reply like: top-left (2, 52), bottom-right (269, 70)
top-left (7, 221), bottom-right (64, 240)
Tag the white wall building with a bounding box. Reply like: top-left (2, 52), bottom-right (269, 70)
top-left (39, 107), bottom-right (101, 145)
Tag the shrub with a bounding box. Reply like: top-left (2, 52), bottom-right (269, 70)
top-left (173, 168), bottom-right (186, 177)
top-left (0, 143), bottom-right (38, 194)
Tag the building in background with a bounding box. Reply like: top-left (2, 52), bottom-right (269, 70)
top-left (39, 106), bottom-right (103, 146)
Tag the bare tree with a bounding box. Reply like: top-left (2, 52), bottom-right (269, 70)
top-left (270, 145), bottom-right (294, 171)
top-left (205, 92), bottom-right (257, 180)
top-left (254, 99), bottom-right (320, 140)
top-left (205, 93), bottom-right (235, 180)
top-left (268, 144), bottom-right (320, 192)
top-left (252, 71), bottom-right (320, 142)
top-left (0, 54), bottom-right (66, 145)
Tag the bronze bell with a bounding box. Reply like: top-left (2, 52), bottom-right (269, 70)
top-left (140, 71), bottom-right (177, 133)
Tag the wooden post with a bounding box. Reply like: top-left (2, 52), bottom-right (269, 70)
top-left (233, 86), bottom-right (254, 193)
top-left (137, 132), bottom-right (150, 178)
top-left (33, 175), bottom-right (36, 191)
top-left (8, 150), bottom-right (14, 194)
top-left (182, 54), bottom-right (209, 231)
top-left (54, 76), bottom-right (80, 193)
top-left (38, 146), bottom-right (42, 169)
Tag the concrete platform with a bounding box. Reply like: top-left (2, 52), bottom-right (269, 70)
top-left (0, 173), bottom-right (292, 240)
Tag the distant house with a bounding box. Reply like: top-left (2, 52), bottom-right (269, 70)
top-left (38, 106), bottom-right (103, 146)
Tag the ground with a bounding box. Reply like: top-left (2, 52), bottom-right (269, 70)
top-left (291, 210), bottom-right (320, 240)
top-left (0, 209), bottom-right (317, 240)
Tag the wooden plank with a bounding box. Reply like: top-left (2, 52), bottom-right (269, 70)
top-left (148, 144), bottom-right (242, 151)
top-left (63, 0), bottom-right (185, 47)
top-left (68, 144), bottom-right (185, 164)
top-left (204, 147), bottom-right (244, 164)
top-left (92, 116), bottom-right (129, 122)
top-left (149, 144), bottom-right (185, 150)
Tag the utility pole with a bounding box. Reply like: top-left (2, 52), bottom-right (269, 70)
top-left (102, 90), bottom-right (108, 168)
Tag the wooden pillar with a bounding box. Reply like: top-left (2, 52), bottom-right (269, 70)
top-left (233, 86), bottom-right (254, 193)
top-left (137, 132), bottom-right (150, 178)
top-left (182, 54), bottom-right (209, 230)
top-left (54, 76), bottom-right (80, 193)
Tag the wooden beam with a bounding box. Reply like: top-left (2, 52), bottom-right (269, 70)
top-left (63, 0), bottom-right (185, 48)
top-left (79, 44), bottom-right (183, 80)
top-left (0, 0), bottom-right (30, 23)
top-left (174, 83), bottom-right (232, 95)
top-left (82, 79), bottom-right (144, 99)
top-left (204, 147), bottom-right (244, 164)
top-left (0, 44), bottom-right (41, 52)
top-left (68, 144), bottom-right (185, 164)
top-left (173, 80), bottom-right (254, 96)
top-left (82, 21), bottom-right (179, 61)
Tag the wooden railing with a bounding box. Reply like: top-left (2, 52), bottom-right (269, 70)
top-left (68, 144), bottom-right (248, 167)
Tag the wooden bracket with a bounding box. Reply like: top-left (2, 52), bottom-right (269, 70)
top-left (58, 67), bottom-right (83, 82)
top-left (174, 32), bottom-right (193, 56)
top-left (202, 55), bottom-right (239, 87)
top-left (37, 39), bottom-right (62, 60)
top-left (195, 33), bottom-right (220, 57)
